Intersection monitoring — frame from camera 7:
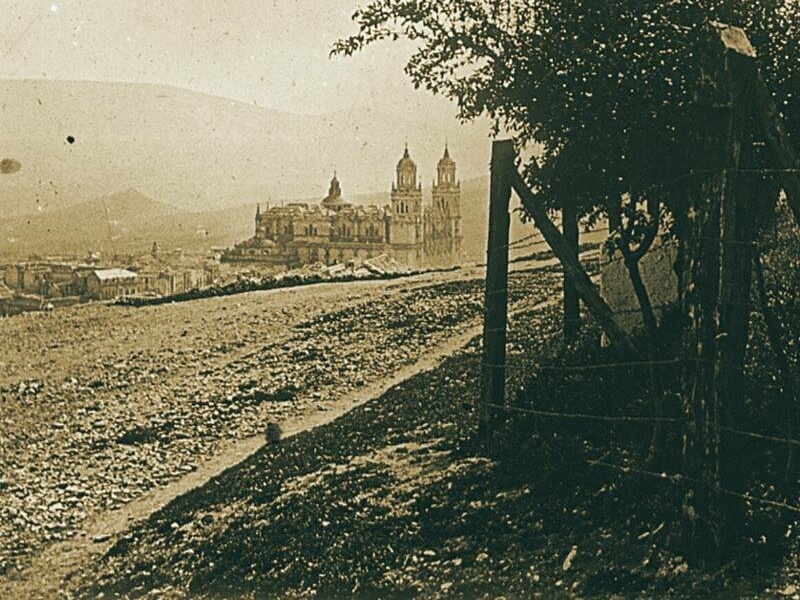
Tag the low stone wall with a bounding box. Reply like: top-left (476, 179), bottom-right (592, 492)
top-left (600, 241), bottom-right (678, 334)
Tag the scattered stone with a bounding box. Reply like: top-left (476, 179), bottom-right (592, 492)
top-left (265, 422), bottom-right (282, 444)
top-left (561, 546), bottom-right (577, 572)
top-left (780, 584), bottom-right (798, 597)
top-left (0, 266), bottom-right (560, 579)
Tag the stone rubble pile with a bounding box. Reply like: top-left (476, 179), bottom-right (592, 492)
top-left (117, 256), bottom-right (419, 308)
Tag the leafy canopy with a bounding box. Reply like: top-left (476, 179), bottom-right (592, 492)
top-left (334, 0), bottom-right (800, 222)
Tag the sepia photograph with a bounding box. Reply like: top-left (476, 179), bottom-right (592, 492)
top-left (1, 1), bottom-right (799, 598)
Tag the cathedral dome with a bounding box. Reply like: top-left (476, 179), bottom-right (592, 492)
top-left (321, 172), bottom-right (351, 210)
top-left (438, 145), bottom-right (455, 168)
top-left (395, 145), bottom-right (418, 191)
top-left (397, 145), bottom-right (416, 171)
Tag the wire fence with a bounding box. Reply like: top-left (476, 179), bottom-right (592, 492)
top-left (587, 456), bottom-right (800, 515)
top-left (485, 353), bottom-right (766, 375)
top-left (475, 69), bottom-right (800, 557)
top-left (483, 363), bottom-right (800, 518)
top-left (478, 166), bottom-right (800, 530)
top-left (479, 394), bottom-right (800, 449)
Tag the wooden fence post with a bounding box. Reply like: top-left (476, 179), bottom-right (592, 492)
top-left (681, 23), bottom-right (756, 565)
top-left (480, 140), bottom-right (514, 445)
top-left (715, 32), bottom-right (757, 553)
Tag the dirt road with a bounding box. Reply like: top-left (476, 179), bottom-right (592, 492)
top-left (0, 260), bottom-right (563, 597)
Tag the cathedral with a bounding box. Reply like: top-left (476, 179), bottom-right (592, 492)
top-left (223, 146), bottom-right (463, 268)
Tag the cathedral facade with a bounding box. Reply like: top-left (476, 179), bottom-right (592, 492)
top-left (222, 146), bottom-right (463, 268)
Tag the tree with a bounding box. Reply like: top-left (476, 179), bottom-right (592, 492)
top-left (334, 0), bottom-right (800, 272)
top-left (335, 0), bottom-right (800, 563)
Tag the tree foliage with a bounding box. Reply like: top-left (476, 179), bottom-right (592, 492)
top-left (334, 0), bottom-right (800, 223)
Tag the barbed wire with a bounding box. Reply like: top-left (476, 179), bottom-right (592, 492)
top-left (716, 486), bottom-right (800, 516)
top-left (486, 357), bottom-right (683, 372)
top-left (489, 355), bottom-right (786, 378)
top-left (595, 304), bottom-right (674, 316)
top-left (588, 456), bottom-right (688, 483)
top-left (478, 400), bottom-right (685, 424)
top-left (504, 232), bottom-right (541, 249)
top-left (508, 238), bottom-right (552, 252)
top-left (595, 229), bottom-right (762, 248)
top-left (505, 162), bottom-right (800, 255)
top-left (477, 397), bottom-right (800, 446)
top-left (722, 426), bottom-right (800, 449)
top-left (587, 456), bottom-right (800, 515)
top-left (479, 181), bottom-right (800, 516)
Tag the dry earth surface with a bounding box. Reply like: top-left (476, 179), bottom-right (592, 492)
top-left (61, 274), bottom-right (800, 600)
top-left (0, 260), bottom-right (564, 598)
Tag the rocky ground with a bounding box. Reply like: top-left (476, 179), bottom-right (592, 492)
top-left (0, 263), bottom-right (561, 584)
top-left (63, 295), bottom-right (567, 600)
top-left (64, 293), bottom-right (800, 600)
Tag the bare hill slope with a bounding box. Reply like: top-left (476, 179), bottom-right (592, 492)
top-left (0, 79), bottom-right (490, 216)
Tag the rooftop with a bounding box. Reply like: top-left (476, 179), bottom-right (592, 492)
top-left (92, 268), bottom-right (138, 281)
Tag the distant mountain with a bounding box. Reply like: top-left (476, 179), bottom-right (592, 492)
top-left (0, 189), bottom-right (254, 258)
top-left (0, 79), bottom-right (491, 217)
top-left (0, 175), bottom-right (550, 262)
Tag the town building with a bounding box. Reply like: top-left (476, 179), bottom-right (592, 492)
top-left (137, 268), bottom-right (212, 296)
top-left (3, 262), bottom-right (93, 297)
top-left (222, 145), bottom-right (463, 268)
top-left (86, 268), bottom-right (144, 300)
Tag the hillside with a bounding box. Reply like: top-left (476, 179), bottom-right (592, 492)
top-left (0, 175), bottom-right (549, 261)
top-left (0, 189), bottom-right (254, 258)
top-left (0, 79), bottom-right (491, 217)
top-left (61, 269), bottom-right (800, 599)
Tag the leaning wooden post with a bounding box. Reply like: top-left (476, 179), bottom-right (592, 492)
top-left (752, 70), bottom-right (800, 226)
top-left (562, 200), bottom-right (581, 343)
top-left (480, 140), bottom-right (514, 445)
top-left (510, 172), bottom-right (634, 352)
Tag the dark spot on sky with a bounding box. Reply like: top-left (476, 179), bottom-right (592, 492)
top-left (66, 135), bottom-right (75, 144)
top-left (0, 158), bottom-right (21, 174)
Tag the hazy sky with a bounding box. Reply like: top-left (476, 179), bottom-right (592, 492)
top-left (0, 0), bottom-right (463, 120)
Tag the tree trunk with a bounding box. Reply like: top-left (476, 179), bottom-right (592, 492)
top-left (624, 257), bottom-right (665, 465)
top-left (616, 194), bottom-right (665, 465)
top-left (562, 202), bottom-right (580, 343)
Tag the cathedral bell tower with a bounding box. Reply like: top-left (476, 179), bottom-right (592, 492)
top-left (389, 145), bottom-right (424, 264)
top-left (254, 203), bottom-right (265, 239)
top-left (436, 144), bottom-right (457, 188)
top-left (430, 144), bottom-right (462, 256)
